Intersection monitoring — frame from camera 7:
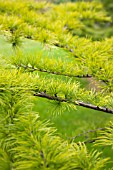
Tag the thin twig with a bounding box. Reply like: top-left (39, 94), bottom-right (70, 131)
top-left (71, 127), bottom-right (106, 140)
top-left (84, 139), bottom-right (96, 144)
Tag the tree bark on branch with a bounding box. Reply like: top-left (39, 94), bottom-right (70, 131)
top-left (34, 92), bottom-right (113, 114)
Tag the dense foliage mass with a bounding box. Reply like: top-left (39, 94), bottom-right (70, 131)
top-left (0, 0), bottom-right (113, 169)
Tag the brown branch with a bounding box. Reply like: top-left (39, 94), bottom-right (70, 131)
top-left (34, 92), bottom-right (113, 114)
top-left (17, 64), bottom-right (92, 78)
top-left (78, 102), bottom-right (113, 113)
top-left (16, 64), bottom-right (112, 92)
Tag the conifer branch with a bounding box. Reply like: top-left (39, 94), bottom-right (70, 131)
top-left (16, 64), bottom-right (92, 78)
top-left (34, 92), bottom-right (113, 114)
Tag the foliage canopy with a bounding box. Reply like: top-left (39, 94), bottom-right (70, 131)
top-left (0, 0), bottom-right (113, 169)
